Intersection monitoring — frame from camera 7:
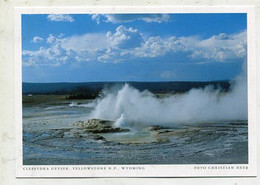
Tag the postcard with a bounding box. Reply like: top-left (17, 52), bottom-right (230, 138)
top-left (14, 6), bottom-right (257, 177)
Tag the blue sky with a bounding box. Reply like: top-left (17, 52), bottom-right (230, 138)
top-left (22, 13), bottom-right (247, 82)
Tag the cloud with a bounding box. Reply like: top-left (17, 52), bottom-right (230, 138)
top-left (46, 34), bottom-right (60, 43)
top-left (23, 33), bottom-right (100, 66)
top-left (107, 25), bottom-right (144, 49)
top-left (92, 14), bottom-right (170, 24)
top-left (187, 31), bottom-right (247, 62)
top-left (96, 25), bottom-right (144, 63)
top-left (22, 25), bottom-right (247, 66)
top-left (91, 14), bottom-right (101, 24)
top-left (61, 33), bottom-right (108, 52)
top-left (129, 36), bottom-right (186, 58)
top-left (160, 71), bottom-right (176, 79)
top-left (47, 14), bottom-right (74, 22)
top-left (32, 36), bottom-right (44, 43)
top-left (22, 44), bottom-right (72, 66)
top-left (116, 30), bottom-right (247, 64)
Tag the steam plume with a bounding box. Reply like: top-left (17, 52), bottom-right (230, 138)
top-left (90, 74), bottom-right (247, 127)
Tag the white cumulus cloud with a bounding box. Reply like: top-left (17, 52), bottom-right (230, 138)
top-left (32, 36), bottom-right (44, 43)
top-left (46, 34), bottom-right (60, 44)
top-left (92, 14), bottom-right (170, 24)
top-left (47, 14), bottom-right (74, 22)
top-left (22, 25), bottom-right (247, 66)
top-left (115, 30), bottom-right (247, 64)
top-left (61, 33), bottom-right (108, 53)
top-left (186, 31), bottom-right (247, 62)
top-left (106, 25), bottom-right (144, 49)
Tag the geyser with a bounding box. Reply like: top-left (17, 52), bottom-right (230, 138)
top-left (90, 74), bottom-right (247, 127)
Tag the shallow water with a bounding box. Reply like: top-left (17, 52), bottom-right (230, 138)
top-left (22, 95), bottom-right (248, 165)
top-left (23, 97), bottom-right (94, 131)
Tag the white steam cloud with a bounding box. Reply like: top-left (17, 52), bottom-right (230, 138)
top-left (90, 74), bottom-right (247, 127)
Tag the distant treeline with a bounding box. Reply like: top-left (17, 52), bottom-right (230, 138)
top-left (66, 87), bottom-right (100, 99)
top-left (23, 81), bottom-right (231, 99)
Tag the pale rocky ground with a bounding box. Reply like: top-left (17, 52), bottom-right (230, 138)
top-left (23, 118), bottom-right (248, 165)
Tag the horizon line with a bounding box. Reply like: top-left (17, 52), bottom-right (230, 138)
top-left (22, 79), bottom-right (231, 83)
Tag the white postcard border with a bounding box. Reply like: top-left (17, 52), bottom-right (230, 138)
top-left (14, 6), bottom-right (257, 177)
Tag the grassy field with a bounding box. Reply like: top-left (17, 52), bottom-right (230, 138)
top-left (23, 95), bottom-right (67, 104)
